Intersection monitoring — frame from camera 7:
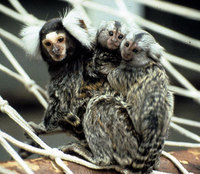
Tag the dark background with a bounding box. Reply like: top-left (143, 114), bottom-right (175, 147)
top-left (0, 0), bottom-right (200, 161)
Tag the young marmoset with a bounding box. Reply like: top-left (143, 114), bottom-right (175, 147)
top-left (59, 20), bottom-right (128, 127)
top-left (107, 29), bottom-right (174, 173)
top-left (61, 29), bottom-right (174, 174)
top-left (87, 20), bottom-right (128, 78)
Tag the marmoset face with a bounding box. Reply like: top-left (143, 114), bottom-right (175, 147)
top-left (97, 21), bottom-right (128, 50)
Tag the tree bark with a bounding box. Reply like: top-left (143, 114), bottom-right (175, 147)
top-left (0, 148), bottom-right (200, 174)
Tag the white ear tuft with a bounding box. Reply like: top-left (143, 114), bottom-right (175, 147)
top-left (98, 20), bottom-right (107, 31)
top-left (62, 9), bottom-right (93, 49)
top-left (149, 43), bottom-right (164, 61)
top-left (20, 24), bottom-right (44, 58)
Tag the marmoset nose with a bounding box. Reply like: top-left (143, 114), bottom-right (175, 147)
top-left (52, 46), bottom-right (60, 55)
top-left (111, 37), bottom-right (117, 42)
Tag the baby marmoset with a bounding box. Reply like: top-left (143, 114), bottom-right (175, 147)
top-left (87, 20), bottom-right (127, 78)
top-left (58, 20), bottom-right (131, 159)
top-left (107, 29), bottom-right (174, 173)
top-left (61, 20), bottom-right (129, 125)
top-left (62, 29), bottom-right (174, 174)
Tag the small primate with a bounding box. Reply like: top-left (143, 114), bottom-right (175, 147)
top-left (60, 29), bottom-right (174, 174)
top-left (58, 20), bottom-right (128, 125)
top-left (20, 9), bottom-right (93, 137)
top-left (87, 20), bottom-right (128, 78)
top-left (106, 30), bottom-right (174, 173)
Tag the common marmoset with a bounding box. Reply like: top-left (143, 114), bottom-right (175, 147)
top-left (20, 9), bottom-right (93, 137)
top-left (61, 29), bottom-right (174, 174)
top-left (58, 20), bottom-right (128, 127)
top-left (107, 29), bottom-right (174, 173)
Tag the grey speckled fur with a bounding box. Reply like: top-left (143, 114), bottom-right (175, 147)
top-left (61, 29), bottom-right (174, 174)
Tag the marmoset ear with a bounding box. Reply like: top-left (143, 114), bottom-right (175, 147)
top-left (95, 20), bottom-right (107, 39)
top-left (62, 9), bottom-right (93, 49)
top-left (98, 20), bottom-right (107, 31)
top-left (20, 24), bottom-right (44, 58)
top-left (148, 43), bottom-right (164, 62)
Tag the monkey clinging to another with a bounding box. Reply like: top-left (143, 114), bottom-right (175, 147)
top-left (61, 20), bottom-right (129, 126)
top-left (87, 20), bottom-right (128, 78)
top-left (61, 29), bottom-right (174, 174)
top-left (106, 29), bottom-right (174, 173)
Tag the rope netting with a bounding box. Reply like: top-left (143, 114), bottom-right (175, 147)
top-left (0, 0), bottom-right (199, 174)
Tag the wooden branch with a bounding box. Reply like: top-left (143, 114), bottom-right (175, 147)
top-left (0, 148), bottom-right (199, 174)
top-left (159, 148), bottom-right (200, 174)
top-left (0, 157), bottom-right (116, 174)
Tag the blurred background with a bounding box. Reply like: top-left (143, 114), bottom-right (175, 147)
top-left (0, 0), bottom-right (200, 161)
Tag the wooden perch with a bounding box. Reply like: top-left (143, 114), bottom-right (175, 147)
top-left (0, 148), bottom-right (200, 174)
top-left (159, 148), bottom-right (200, 174)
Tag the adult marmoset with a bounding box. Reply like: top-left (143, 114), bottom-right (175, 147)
top-left (19, 18), bottom-right (127, 158)
top-left (20, 9), bottom-right (93, 137)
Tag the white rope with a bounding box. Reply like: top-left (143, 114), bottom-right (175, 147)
top-left (161, 57), bottom-right (200, 104)
top-left (162, 151), bottom-right (191, 174)
top-left (0, 39), bottom-right (30, 80)
top-left (130, 14), bottom-right (200, 50)
top-left (0, 166), bottom-right (16, 174)
top-left (0, 96), bottom-right (74, 174)
top-left (172, 116), bottom-right (200, 128)
top-left (133, 0), bottom-right (200, 21)
top-left (0, 131), bottom-right (116, 171)
top-left (8, 0), bottom-right (29, 15)
top-left (170, 122), bottom-right (200, 143)
top-left (0, 4), bottom-right (28, 23)
top-left (151, 171), bottom-right (172, 174)
top-left (0, 28), bottom-right (23, 48)
top-left (0, 64), bottom-right (24, 83)
top-left (0, 64), bottom-right (48, 99)
top-left (169, 86), bottom-right (200, 101)
top-left (55, 158), bottom-right (74, 174)
top-left (0, 3), bottom-right (43, 25)
top-left (0, 95), bottom-right (121, 173)
top-left (0, 39), bottom-right (48, 108)
top-left (0, 133), bottom-right (34, 174)
top-left (0, 1), bottom-right (199, 174)
top-left (165, 141), bottom-right (200, 148)
top-left (165, 52), bottom-right (200, 73)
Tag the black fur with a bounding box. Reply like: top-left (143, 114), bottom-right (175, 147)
top-left (26, 17), bottom-right (93, 139)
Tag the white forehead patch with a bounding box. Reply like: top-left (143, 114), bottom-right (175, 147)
top-left (45, 32), bottom-right (66, 43)
top-left (45, 32), bottom-right (58, 42)
top-left (98, 21), bottom-right (116, 31)
top-left (106, 21), bottom-right (116, 30)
